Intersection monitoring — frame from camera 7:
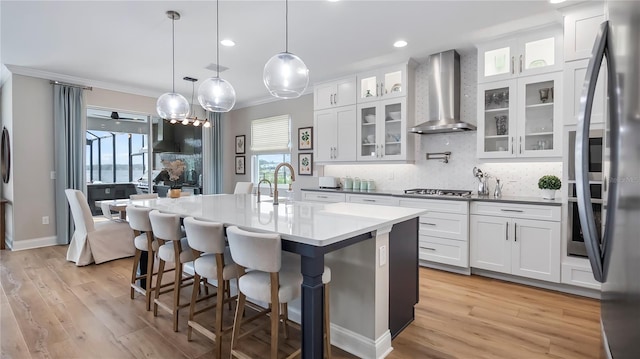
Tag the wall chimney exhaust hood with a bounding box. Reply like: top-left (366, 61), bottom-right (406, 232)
top-left (410, 50), bottom-right (476, 134)
top-left (152, 119), bottom-right (179, 153)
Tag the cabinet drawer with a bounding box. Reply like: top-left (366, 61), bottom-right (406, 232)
top-left (301, 191), bottom-right (345, 203)
top-left (419, 212), bottom-right (468, 241)
top-left (397, 198), bottom-right (469, 215)
top-left (561, 263), bottom-right (601, 290)
top-left (470, 201), bottom-right (560, 221)
top-left (419, 236), bottom-right (469, 268)
top-left (346, 194), bottom-right (399, 206)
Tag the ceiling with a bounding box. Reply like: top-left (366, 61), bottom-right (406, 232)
top-left (1, 1), bottom-right (575, 109)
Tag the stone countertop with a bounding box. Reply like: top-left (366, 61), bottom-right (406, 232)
top-left (130, 194), bottom-right (425, 247)
top-left (302, 188), bottom-right (563, 206)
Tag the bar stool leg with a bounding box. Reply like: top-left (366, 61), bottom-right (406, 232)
top-left (172, 261), bottom-right (182, 332)
top-left (130, 248), bottom-right (142, 300)
top-left (187, 271), bottom-right (201, 341)
top-left (281, 303), bottom-right (290, 339)
top-left (154, 259), bottom-right (166, 317)
top-left (145, 232), bottom-right (155, 311)
top-left (270, 272), bottom-right (279, 359)
top-left (214, 272), bottom-right (225, 358)
top-left (230, 292), bottom-right (247, 356)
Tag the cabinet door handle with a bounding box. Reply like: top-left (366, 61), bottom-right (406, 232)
top-left (506, 222), bottom-right (509, 240)
top-left (363, 199), bottom-right (376, 202)
top-left (519, 136), bottom-right (522, 154)
top-left (423, 222), bottom-right (437, 226)
top-left (511, 137), bottom-right (514, 154)
top-left (514, 222), bottom-right (518, 242)
top-left (318, 195), bottom-right (328, 199)
top-left (381, 144), bottom-right (384, 157)
top-left (511, 56), bottom-right (515, 74)
top-left (333, 93), bottom-right (338, 104)
top-left (330, 94), bottom-right (333, 105)
top-left (334, 146), bottom-right (338, 159)
top-left (500, 209), bottom-right (524, 213)
top-left (519, 54), bottom-right (523, 73)
top-left (423, 247), bottom-right (436, 251)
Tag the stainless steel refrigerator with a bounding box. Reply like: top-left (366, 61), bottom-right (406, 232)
top-left (576, 1), bottom-right (640, 358)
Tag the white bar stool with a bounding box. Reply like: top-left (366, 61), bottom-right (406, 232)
top-left (183, 217), bottom-right (238, 357)
top-left (148, 210), bottom-right (195, 332)
top-left (126, 205), bottom-right (159, 311)
top-left (226, 226), bottom-right (302, 359)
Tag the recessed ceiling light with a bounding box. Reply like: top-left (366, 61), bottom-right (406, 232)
top-left (394, 40), bottom-right (408, 48)
top-left (220, 39), bottom-right (235, 47)
top-left (549, 0), bottom-right (566, 3)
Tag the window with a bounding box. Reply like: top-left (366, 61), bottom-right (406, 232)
top-left (86, 130), bottom-right (147, 184)
top-left (251, 115), bottom-right (291, 185)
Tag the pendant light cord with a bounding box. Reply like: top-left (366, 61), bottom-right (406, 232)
top-left (216, 0), bottom-right (220, 77)
top-left (172, 15), bottom-right (176, 93)
top-left (285, 0), bottom-right (289, 53)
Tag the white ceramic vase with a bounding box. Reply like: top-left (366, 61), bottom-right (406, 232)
top-left (541, 189), bottom-right (556, 200)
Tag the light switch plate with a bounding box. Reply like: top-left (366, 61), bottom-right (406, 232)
top-left (379, 245), bottom-right (387, 266)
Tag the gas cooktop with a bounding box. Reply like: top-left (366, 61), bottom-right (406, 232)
top-left (403, 188), bottom-right (472, 197)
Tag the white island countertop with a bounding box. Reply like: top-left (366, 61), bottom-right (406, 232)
top-left (130, 194), bottom-right (426, 247)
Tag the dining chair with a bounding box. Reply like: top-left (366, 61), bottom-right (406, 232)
top-left (100, 202), bottom-right (115, 220)
top-left (126, 205), bottom-right (160, 311)
top-left (130, 193), bottom-right (159, 200)
top-left (65, 189), bottom-right (135, 266)
top-left (226, 226), bottom-right (302, 359)
top-left (183, 217), bottom-right (237, 357)
top-left (233, 182), bottom-right (254, 194)
top-left (149, 210), bottom-right (195, 331)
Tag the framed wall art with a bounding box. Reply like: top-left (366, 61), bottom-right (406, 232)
top-left (298, 126), bottom-right (313, 150)
top-left (298, 153), bottom-right (313, 176)
top-left (235, 156), bottom-right (245, 175)
top-left (235, 135), bottom-right (245, 154)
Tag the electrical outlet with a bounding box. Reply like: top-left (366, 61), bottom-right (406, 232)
top-left (42, 216), bottom-right (49, 225)
top-left (379, 245), bottom-right (387, 267)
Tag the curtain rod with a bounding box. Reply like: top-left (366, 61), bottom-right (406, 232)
top-left (50, 80), bottom-right (93, 91)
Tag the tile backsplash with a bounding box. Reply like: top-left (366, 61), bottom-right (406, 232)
top-left (323, 49), bottom-right (562, 198)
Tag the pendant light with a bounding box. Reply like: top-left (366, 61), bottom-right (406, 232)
top-left (198, 0), bottom-right (236, 113)
top-left (157, 11), bottom-right (190, 120)
top-left (263, 0), bottom-right (309, 99)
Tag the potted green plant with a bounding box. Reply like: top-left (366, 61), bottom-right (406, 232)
top-left (538, 175), bottom-right (561, 199)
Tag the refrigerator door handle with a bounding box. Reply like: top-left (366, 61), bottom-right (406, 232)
top-left (577, 21), bottom-right (619, 283)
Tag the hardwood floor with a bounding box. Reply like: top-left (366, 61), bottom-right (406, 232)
top-left (1, 245), bottom-right (602, 358)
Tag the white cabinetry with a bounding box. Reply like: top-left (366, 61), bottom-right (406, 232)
top-left (477, 28), bottom-right (563, 83)
top-left (314, 106), bottom-right (357, 162)
top-left (563, 58), bottom-right (607, 126)
top-left (357, 64), bottom-right (408, 103)
top-left (563, 6), bottom-right (605, 62)
top-left (470, 201), bottom-right (561, 283)
top-left (301, 191), bottom-right (345, 203)
top-left (397, 198), bottom-right (469, 270)
top-left (314, 77), bottom-right (357, 110)
top-left (345, 194), bottom-right (399, 206)
top-left (477, 72), bottom-right (563, 158)
top-left (357, 97), bottom-right (411, 161)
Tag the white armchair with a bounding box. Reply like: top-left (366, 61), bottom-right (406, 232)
top-left (65, 189), bottom-right (135, 266)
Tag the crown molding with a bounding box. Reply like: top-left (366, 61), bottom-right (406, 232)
top-left (3, 64), bottom-right (162, 99)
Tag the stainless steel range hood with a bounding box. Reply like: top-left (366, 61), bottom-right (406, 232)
top-left (410, 50), bottom-right (476, 134)
top-left (152, 119), bottom-right (179, 152)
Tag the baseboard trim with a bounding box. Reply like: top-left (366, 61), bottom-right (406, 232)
top-left (471, 268), bottom-right (601, 299)
top-left (9, 235), bottom-right (59, 251)
top-left (419, 260), bottom-right (471, 275)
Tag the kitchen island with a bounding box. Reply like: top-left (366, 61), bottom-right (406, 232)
top-left (130, 194), bottom-right (425, 359)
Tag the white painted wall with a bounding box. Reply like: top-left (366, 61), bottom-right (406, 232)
top-left (0, 75), bottom-right (14, 245)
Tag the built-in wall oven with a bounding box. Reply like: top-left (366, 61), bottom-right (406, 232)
top-left (567, 128), bottom-right (605, 257)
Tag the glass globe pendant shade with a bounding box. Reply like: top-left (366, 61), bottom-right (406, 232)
top-left (156, 92), bottom-right (190, 120)
top-left (263, 52), bottom-right (309, 99)
top-left (198, 77), bottom-right (236, 112)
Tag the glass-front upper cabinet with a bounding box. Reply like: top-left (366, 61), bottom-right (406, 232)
top-left (477, 72), bottom-right (562, 159)
top-left (517, 72), bottom-right (562, 157)
top-left (357, 64), bottom-right (407, 103)
top-left (477, 28), bottom-right (562, 83)
top-left (357, 98), bottom-right (407, 161)
top-left (477, 80), bottom-right (517, 158)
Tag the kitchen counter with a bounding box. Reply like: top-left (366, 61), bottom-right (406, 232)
top-left (302, 188), bottom-right (563, 206)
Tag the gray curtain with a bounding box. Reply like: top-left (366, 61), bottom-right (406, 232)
top-left (53, 85), bottom-right (85, 244)
top-left (203, 111), bottom-right (223, 194)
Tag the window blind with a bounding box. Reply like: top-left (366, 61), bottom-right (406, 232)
top-left (251, 115), bottom-right (290, 152)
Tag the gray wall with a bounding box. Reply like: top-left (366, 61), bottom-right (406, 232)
top-left (224, 94), bottom-right (320, 197)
